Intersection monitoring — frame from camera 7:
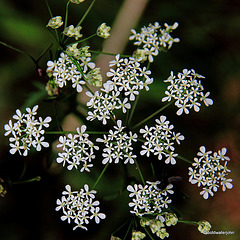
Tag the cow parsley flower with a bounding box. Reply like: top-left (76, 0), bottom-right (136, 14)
top-left (86, 54), bottom-right (153, 124)
top-left (162, 69), bottom-right (213, 115)
top-left (139, 115), bottom-right (184, 165)
top-left (63, 25), bottom-right (83, 40)
top-left (96, 120), bottom-right (137, 164)
top-left (4, 105), bottom-right (51, 156)
top-left (56, 125), bottom-right (99, 172)
top-left (97, 23), bottom-right (111, 39)
top-left (56, 184), bottom-right (106, 231)
top-left (47, 52), bottom-right (95, 92)
top-left (47, 16), bottom-right (63, 29)
top-left (129, 22), bottom-right (179, 62)
top-left (188, 146), bottom-right (233, 199)
top-left (198, 221), bottom-right (211, 234)
top-left (127, 181), bottom-right (174, 217)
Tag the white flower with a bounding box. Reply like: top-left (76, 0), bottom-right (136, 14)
top-left (189, 146), bottom-right (233, 199)
top-left (86, 55), bottom-right (153, 124)
top-left (129, 22), bottom-right (179, 62)
top-left (140, 115), bottom-right (184, 165)
top-left (56, 125), bottom-right (98, 172)
top-left (97, 120), bottom-right (138, 165)
top-left (56, 184), bottom-right (105, 230)
top-left (4, 105), bottom-right (51, 156)
top-left (162, 69), bottom-right (213, 115)
top-left (48, 52), bottom-right (95, 93)
top-left (127, 182), bottom-right (173, 217)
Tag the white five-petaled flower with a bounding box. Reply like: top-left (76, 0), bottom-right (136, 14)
top-left (86, 54), bottom-right (153, 124)
top-left (47, 52), bottom-right (95, 93)
top-left (127, 181), bottom-right (174, 217)
top-left (4, 105), bottom-right (51, 156)
top-left (96, 120), bottom-right (137, 165)
top-left (189, 146), bottom-right (233, 199)
top-left (56, 184), bottom-right (106, 231)
top-left (56, 125), bottom-right (99, 172)
top-left (140, 115), bottom-right (184, 165)
top-left (129, 22), bottom-right (179, 62)
top-left (162, 69), bottom-right (213, 115)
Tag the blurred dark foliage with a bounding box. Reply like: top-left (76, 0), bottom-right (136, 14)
top-left (0, 0), bottom-right (239, 239)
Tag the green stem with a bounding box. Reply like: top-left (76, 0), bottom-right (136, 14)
top-left (132, 101), bottom-right (173, 130)
top-left (77, 0), bottom-right (96, 27)
top-left (92, 162), bottom-right (109, 189)
top-left (127, 95), bottom-right (140, 126)
top-left (68, 33), bottom-right (97, 45)
top-left (178, 220), bottom-right (198, 225)
top-left (134, 159), bottom-right (145, 185)
top-left (12, 176), bottom-right (41, 185)
top-left (177, 155), bottom-right (193, 164)
top-left (123, 218), bottom-right (134, 240)
top-left (45, 131), bottom-right (108, 135)
top-left (0, 40), bottom-right (36, 63)
top-left (89, 50), bottom-right (131, 58)
top-left (61, 1), bottom-right (71, 44)
top-left (143, 227), bottom-right (154, 240)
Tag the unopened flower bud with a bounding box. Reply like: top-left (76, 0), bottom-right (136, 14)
top-left (47, 16), bottom-right (63, 29)
top-left (97, 23), bottom-right (111, 39)
top-left (198, 221), bottom-right (211, 234)
top-left (132, 231), bottom-right (146, 240)
top-left (165, 213), bottom-right (178, 226)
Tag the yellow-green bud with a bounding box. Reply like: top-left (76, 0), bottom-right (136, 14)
top-left (132, 49), bottom-right (148, 62)
top-left (198, 221), bottom-right (211, 234)
top-left (156, 228), bottom-right (169, 239)
top-left (63, 25), bottom-right (83, 40)
top-left (110, 236), bottom-right (121, 240)
top-left (86, 68), bottom-right (102, 87)
top-left (97, 23), bottom-right (111, 39)
top-left (47, 16), bottom-right (63, 29)
top-left (0, 178), bottom-right (7, 197)
top-left (131, 231), bottom-right (146, 240)
top-left (149, 220), bottom-right (164, 234)
top-left (165, 213), bottom-right (178, 226)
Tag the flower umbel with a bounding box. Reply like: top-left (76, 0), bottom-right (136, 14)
top-left (127, 181), bottom-right (174, 217)
top-left (97, 23), bottom-right (111, 39)
top-left (96, 120), bottom-right (137, 164)
top-left (47, 52), bottom-right (95, 92)
top-left (4, 105), bottom-right (51, 156)
top-left (188, 146), bottom-right (233, 199)
top-left (162, 69), bottom-right (213, 115)
top-left (140, 115), bottom-right (184, 165)
top-left (129, 22), bottom-right (179, 62)
top-left (56, 184), bottom-right (106, 230)
top-left (56, 125), bottom-right (99, 172)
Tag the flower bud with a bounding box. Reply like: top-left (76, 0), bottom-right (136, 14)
top-left (132, 231), bottom-right (146, 240)
top-left (97, 23), bottom-right (111, 39)
top-left (47, 16), bottom-right (63, 29)
top-left (165, 213), bottom-right (178, 226)
top-left (198, 220), bottom-right (211, 234)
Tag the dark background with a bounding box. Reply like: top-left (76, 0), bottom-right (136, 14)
top-left (0, 0), bottom-right (239, 239)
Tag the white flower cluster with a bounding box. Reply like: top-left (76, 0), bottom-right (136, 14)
top-left (4, 105), bottom-right (51, 156)
top-left (129, 22), bottom-right (179, 62)
top-left (96, 120), bottom-right (137, 164)
top-left (56, 125), bottom-right (99, 172)
top-left (140, 116), bottom-right (184, 165)
top-left (127, 181), bottom-right (174, 217)
top-left (162, 69), bottom-right (213, 115)
top-left (47, 52), bottom-right (95, 92)
top-left (188, 146), bottom-right (233, 199)
top-left (86, 54), bottom-right (153, 124)
top-left (56, 184), bottom-right (106, 231)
